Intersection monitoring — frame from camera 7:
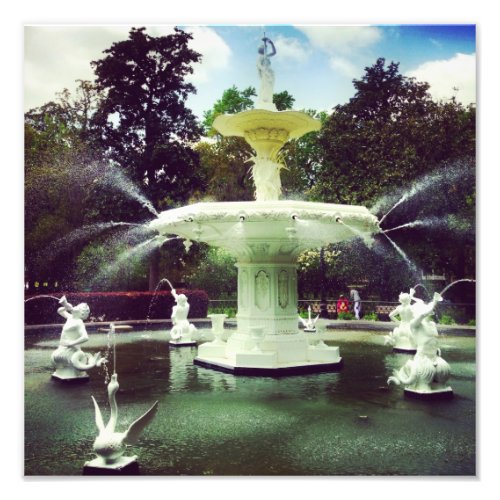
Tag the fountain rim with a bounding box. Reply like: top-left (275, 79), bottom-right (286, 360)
top-left (213, 108), bottom-right (321, 139)
top-left (149, 200), bottom-right (379, 229)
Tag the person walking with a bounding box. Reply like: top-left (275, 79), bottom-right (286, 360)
top-left (350, 289), bottom-right (362, 320)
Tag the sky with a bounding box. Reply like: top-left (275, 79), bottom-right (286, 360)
top-left (24, 24), bottom-right (476, 122)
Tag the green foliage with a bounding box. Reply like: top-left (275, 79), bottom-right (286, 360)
top-left (24, 82), bottom-right (107, 282)
top-left (281, 110), bottom-right (328, 198)
top-left (273, 90), bottom-right (295, 111)
top-left (207, 306), bottom-right (237, 318)
top-left (438, 313), bottom-right (456, 325)
top-left (467, 319), bottom-right (476, 327)
top-left (337, 311), bottom-right (355, 320)
top-left (363, 312), bottom-right (379, 321)
top-left (195, 139), bottom-right (254, 201)
top-left (203, 85), bottom-right (256, 134)
top-left (185, 247), bottom-right (237, 299)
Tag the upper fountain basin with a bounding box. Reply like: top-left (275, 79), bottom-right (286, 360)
top-left (213, 109), bottom-right (321, 139)
top-left (149, 200), bottom-right (379, 262)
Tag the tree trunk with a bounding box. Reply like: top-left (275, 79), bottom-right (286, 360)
top-left (148, 247), bottom-right (161, 291)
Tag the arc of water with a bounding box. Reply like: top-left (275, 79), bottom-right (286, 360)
top-left (382, 232), bottom-right (418, 272)
top-left (377, 194), bottom-right (408, 227)
top-left (439, 279), bottom-right (476, 297)
top-left (145, 278), bottom-right (176, 326)
top-left (24, 295), bottom-right (60, 303)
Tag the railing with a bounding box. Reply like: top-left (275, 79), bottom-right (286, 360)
top-left (209, 299), bottom-right (476, 324)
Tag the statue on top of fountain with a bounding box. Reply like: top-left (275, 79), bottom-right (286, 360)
top-left (169, 288), bottom-right (197, 345)
top-left (388, 291), bottom-right (452, 398)
top-left (256, 36), bottom-right (277, 111)
top-left (51, 295), bottom-right (106, 381)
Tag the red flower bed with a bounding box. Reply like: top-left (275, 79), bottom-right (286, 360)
top-left (24, 289), bottom-right (209, 325)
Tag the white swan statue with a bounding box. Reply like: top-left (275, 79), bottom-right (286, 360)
top-left (89, 373), bottom-right (158, 468)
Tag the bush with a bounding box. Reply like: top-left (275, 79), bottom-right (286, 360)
top-left (24, 289), bottom-right (209, 325)
top-left (208, 306), bottom-right (237, 318)
top-left (467, 319), bottom-right (476, 326)
top-left (337, 311), bottom-right (355, 320)
top-left (363, 312), bottom-right (378, 321)
top-left (438, 313), bottom-right (456, 325)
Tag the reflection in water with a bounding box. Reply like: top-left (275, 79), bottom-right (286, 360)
top-left (24, 328), bottom-right (475, 476)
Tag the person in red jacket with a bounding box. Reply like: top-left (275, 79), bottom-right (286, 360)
top-left (336, 294), bottom-right (350, 316)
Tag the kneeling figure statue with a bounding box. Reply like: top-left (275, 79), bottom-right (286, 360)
top-left (51, 295), bottom-right (106, 381)
top-left (169, 289), bottom-right (197, 346)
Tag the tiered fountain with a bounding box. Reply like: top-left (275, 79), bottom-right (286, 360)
top-left (149, 37), bottom-right (380, 374)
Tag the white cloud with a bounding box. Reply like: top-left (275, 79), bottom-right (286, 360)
top-left (295, 25), bottom-right (382, 54)
top-left (274, 35), bottom-right (310, 63)
top-left (407, 53), bottom-right (476, 105)
top-left (184, 26), bottom-right (231, 84)
top-left (23, 25), bottom-right (226, 111)
top-left (24, 26), bottom-right (134, 110)
top-left (329, 56), bottom-right (359, 78)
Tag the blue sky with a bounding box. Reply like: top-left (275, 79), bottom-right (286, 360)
top-left (24, 24), bottom-right (476, 123)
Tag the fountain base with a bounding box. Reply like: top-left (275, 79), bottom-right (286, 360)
top-left (83, 455), bottom-right (139, 475)
top-left (169, 340), bottom-right (197, 347)
top-left (195, 331), bottom-right (342, 376)
top-left (393, 347), bottom-right (417, 354)
top-left (404, 387), bottom-right (453, 400)
top-left (51, 370), bottom-right (89, 383)
top-left (194, 356), bottom-right (343, 376)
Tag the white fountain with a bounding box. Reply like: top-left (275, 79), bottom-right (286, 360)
top-left (51, 296), bottom-right (107, 381)
top-left (149, 36), bottom-right (379, 375)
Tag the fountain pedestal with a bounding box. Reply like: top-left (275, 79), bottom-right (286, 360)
top-left (195, 242), bottom-right (344, 374)
top-left (83, 456), bottom-right (140, 476)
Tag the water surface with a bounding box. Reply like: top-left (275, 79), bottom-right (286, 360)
top-left (25, 328), bottom-right (475, 476)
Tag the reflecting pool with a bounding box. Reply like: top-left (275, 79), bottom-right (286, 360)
top-left (25, 328), bottom-right (475, 475)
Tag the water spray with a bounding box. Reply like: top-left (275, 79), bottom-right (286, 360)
top-left (439, 279), bottom-right (476, 297)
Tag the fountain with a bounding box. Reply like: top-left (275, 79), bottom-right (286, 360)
top-left (148, 37), bottom-right (379, 374)
top-left (51, 295), bottom-right (107, 381)
top-left (387, 292), bottom-right (453, 399)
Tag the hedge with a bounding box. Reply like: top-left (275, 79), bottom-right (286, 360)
top-left (24, 289), bottom-right (209, 325)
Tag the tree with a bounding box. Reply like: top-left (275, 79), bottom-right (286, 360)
top-left (25, 81), bottom-right (106, 287)
top-left (312, 58), bottom-right (475, 206)
top-left (91, 27), bottom-right (203, 208)
top-left (90, 27), bottom-right (204, 289)
top-left (311, 58), bottom-right (475, 301)
top-left (202, 85), bottom-right (257, 134)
